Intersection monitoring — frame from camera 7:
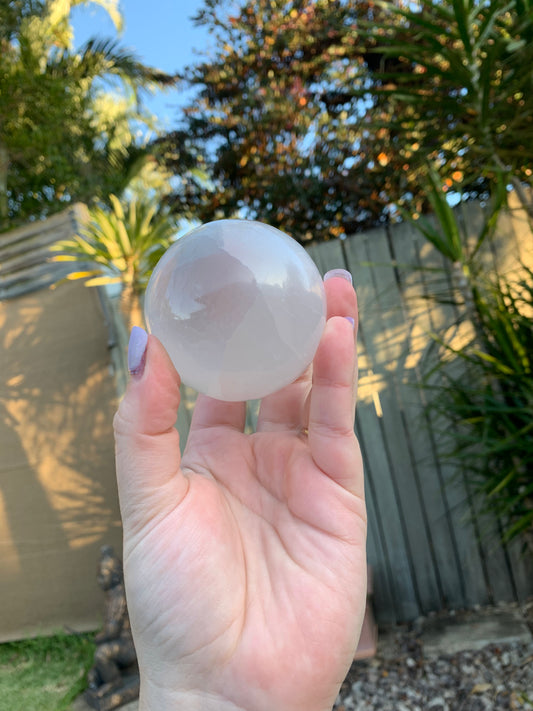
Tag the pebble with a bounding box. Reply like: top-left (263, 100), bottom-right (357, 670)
top-left (334, 636), bottom-right (533, 711)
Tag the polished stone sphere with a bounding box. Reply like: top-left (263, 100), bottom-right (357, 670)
top-left (144, 219), bottom-right (326, 401)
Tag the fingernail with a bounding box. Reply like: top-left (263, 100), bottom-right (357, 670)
top-left (128, 326), bottom-right (148, 378)
top-left (324, 269), bottom-right (353, 285)
top-left (345, 317), bottom-right (355, 328)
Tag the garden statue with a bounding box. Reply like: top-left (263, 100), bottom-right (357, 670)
top-left (85, 545), bottom-right (139, 711)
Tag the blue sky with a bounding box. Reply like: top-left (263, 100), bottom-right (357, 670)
top-left (71, 0), bottom-right (211, 130)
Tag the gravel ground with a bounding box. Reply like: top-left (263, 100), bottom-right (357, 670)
top-left (334, 605), bottom-right (533, 711)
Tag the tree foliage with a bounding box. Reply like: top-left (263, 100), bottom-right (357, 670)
top-left (357, 0), bottom-right (533, 216)
top-left (160, 0), bottom-right (374, 241)
top-left (0, 0), bottom-right (177, 229)
top-left (159, 0), bottom-right (533, 242)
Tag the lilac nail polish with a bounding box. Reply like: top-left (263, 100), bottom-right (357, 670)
top-left (324, 269), bottom-right (353, 285)
top-left (128, 326), bottom-right (148, 377)
top-left (345, 317), bottom-right (355, 328)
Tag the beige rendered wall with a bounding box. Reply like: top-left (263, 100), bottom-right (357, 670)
top-left (0, 282), bottom-right (122, 641)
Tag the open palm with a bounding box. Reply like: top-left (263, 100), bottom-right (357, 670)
top-left (114, 276), bottom-right (367, 711)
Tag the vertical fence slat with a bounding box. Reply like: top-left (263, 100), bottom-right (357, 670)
top-left (457, 200), bottom-right (498, 274)
top-left (491, 196), bottom-right (529, 279)
top-left (508, 188), bottom-right (533, 271)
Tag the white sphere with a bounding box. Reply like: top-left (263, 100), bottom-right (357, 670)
top-left (144, 219), bottom-right (326, 401)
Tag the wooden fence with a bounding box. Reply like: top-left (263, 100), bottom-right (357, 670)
top-left (166, 193), bottom-right (533, 624)
top-left (0, 203), bottom-right (88, 299)
top-left (2, 199), bottom-right (531, 631)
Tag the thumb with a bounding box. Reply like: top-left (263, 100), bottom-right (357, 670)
top-left (114, 327), bottom-right (188, 533)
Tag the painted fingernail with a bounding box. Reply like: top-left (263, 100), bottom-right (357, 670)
top-left (345, 317), bottom-right (355, 328)
top-left (324, 269), bottom-right (353, 285)
top-left (128, 326), bottom-right (148, 378)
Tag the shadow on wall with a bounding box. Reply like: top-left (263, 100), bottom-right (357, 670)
top-left (0, 282), bottom-right (122, 641)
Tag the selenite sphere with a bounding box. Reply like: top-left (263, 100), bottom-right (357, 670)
top-left (144, 219), bottom-right (326, 401)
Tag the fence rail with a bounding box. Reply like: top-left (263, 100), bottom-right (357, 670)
top-left (0, 204), bottom-right (88, 299)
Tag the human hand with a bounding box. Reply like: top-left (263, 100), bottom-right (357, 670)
top-left (113, 271), bottom-right (366, 711)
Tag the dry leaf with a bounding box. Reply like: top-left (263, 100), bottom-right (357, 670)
top-left (471, 683), bottom-right (492, 694)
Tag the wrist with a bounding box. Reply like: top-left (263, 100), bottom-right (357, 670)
top-left (139, 675), bottom-right (336, 711)
top-left (139, 682), bottom-right (246, 711)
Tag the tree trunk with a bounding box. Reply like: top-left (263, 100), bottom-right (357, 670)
top-left (119, 284), bottom-right (144, 331)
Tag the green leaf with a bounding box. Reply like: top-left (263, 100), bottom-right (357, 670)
top-left (502, 511), bottom-right (533, 542)
top-left (452, 0), bottom-right (473, 56)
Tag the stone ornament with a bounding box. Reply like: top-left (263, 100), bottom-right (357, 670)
top-left (85, 546), bottom-right (139, 711)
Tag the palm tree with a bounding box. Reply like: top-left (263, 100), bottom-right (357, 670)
top-left (0, 0), bottom-right (177, 228)
top-left (53, 193), bottom-right (178, 330)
